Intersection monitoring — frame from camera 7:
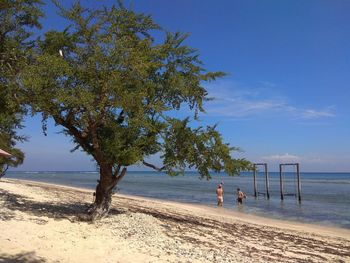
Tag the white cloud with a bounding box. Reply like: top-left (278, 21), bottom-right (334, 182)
top-left (252, 154), bottom-right (350, 172)
top-left (261, 153), bottom-right (300, 162)
top-left (204, 81), bottom-right (335, 120)
top-left (297, 108), bottom-right (335, 119)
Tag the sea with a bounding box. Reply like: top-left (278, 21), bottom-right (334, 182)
top-left (5, 171), bottom-right (350, 229)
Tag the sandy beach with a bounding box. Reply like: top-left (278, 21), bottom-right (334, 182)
top-left (0, 179), bottom-right (349, 263)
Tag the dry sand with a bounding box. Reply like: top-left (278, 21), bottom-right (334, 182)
top-left (0, 179), bottom-right (349, 263)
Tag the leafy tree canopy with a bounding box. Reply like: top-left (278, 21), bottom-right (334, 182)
top-left (22, 1), bottom-right (251, 180)
top-left (0, 0), bottom-right (44, 177)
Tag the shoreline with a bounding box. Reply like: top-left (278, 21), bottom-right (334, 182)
top-left (1, 178), bottom-right (350, 262)
top-left (5, 177), bottom-right (350, 234)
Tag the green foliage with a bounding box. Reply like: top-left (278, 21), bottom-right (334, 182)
top-left (0, 87), bottom-right (25, 176)
top-left (22, 1), bottom-right (251, 178)
top-left (162, 118), bottom-right (251, 178)
top-left (0, 0), bottom-right (43, 175)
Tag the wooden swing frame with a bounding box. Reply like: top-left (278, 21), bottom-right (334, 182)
top-left (253, 163), bottom-right (270, 199)
top-left (279, 163), bottom-right (301, 203)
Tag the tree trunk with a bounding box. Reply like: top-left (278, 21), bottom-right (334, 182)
top-left (0, 165), bottom-right (9, 179)
top-left (87, 164), bottom-right (119, 221)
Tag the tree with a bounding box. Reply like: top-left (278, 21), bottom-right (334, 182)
top-left (22, 1), bottom-right (251, 220)
top-left (0, 0), bottom-right (43, 178)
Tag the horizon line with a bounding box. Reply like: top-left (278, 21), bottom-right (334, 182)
top-left (7, 170), bottom-right (350, 174)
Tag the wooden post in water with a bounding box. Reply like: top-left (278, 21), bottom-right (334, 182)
top-left (279, 164), bottom-right (284, 200)
top-left (264, 163), bottom-right (270, 199)
top-left (279, 163), bottom-right (301, 202)
top-left (253, 164), bottom-right (257, 198)
top-left (253, 163), bottom-right (269, 199)
top-left (297, 163), bottom-right (301, 203)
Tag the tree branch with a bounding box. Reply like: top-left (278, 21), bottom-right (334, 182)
top-left (142, 161), bottom-right (165, 172)
top-left (53, 115), bottom-right (94, 155)
top-left (114, 167), bottom-right (127, 185)
top-left (0, 164), bottom-right (9, 179)
top-left (112, 164), bottom-right (121, 178)
top-left (89, 117), bottom-right (103, 161)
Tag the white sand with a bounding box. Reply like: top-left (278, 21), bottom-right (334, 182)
top-left (0, 179), bottom-right (349, 263)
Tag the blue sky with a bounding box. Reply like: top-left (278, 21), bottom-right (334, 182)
top-left (13, 0), bottom-right (350, 172)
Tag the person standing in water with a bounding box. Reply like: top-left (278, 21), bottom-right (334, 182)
top-left (236, 188), bottom-right (246, 204)
top-left (216, 184), bottom-right (223, 207)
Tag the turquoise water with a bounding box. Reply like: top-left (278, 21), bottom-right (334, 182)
top-left (5, 171), bottom-right (350, 229)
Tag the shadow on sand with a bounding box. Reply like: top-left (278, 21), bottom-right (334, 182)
top-left (0, 252), bottom-right (46, 263)
top-left (0, 187), bottom-right (90, 221)
top-left (0, 184), bottom-right (123, 222)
